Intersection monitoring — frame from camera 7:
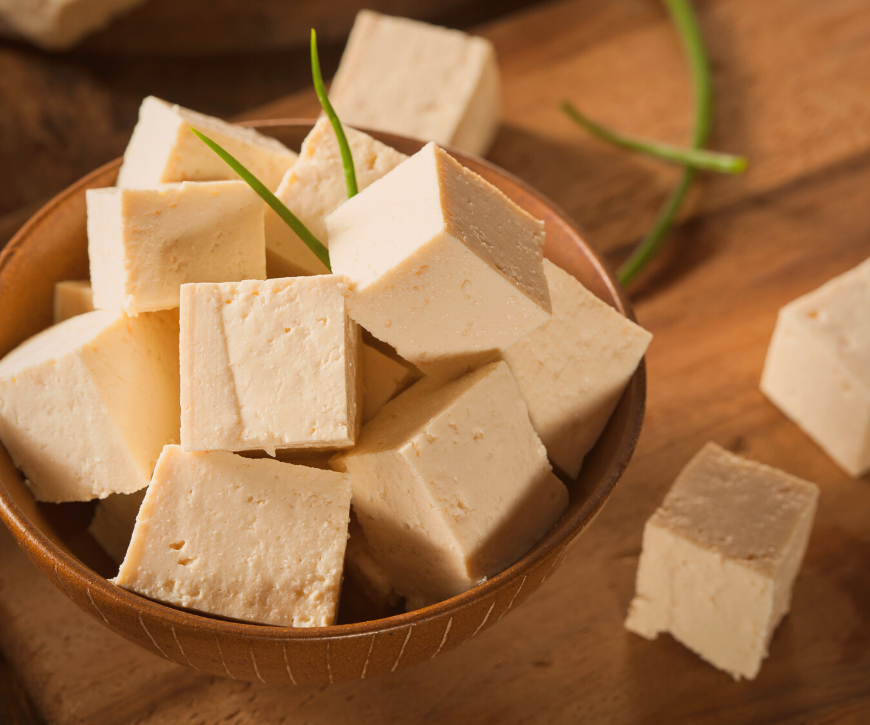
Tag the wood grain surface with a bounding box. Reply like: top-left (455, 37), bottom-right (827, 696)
top-left (0, 0), bottom-right (868, 722)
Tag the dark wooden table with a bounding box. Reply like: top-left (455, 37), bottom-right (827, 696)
top-left (0, 0), bottom-right (868, 722)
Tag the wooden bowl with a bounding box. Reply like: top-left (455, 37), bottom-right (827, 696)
top-left (0, 121), bottom-right (645, 685)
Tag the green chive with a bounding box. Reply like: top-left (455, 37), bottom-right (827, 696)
top-left (311, 28), bottom-right (358, 199)
top-left (190, 128), bottom-right (331, 271)
top-left (560, 100), bottom-right (746, 174)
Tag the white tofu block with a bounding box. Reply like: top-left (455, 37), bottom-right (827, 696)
top-left (266, 117), bottom-right (408, 278)
top-left (345, 512), bottom-right (399, 608)
top-left (180, 276), bottom-right (361, 455)
top-left (0, 0), bottom-right (146, 51)
top-left (361, 342), bottom-right (420, 424)
top-left (87, 181), bottom-right (266, 316)
top-left (117, 96), bottom-right (297, 190)
top-left (330, 11), bottom-right (501, 157)
top-left (761, 257), bottom-right (870, 477)
top-left (502, 260), bottom-right (652, 478)
top-left (625, 442), bottom-right (820, 681)
top-left (331, 360), bottom-right (568, 610)
top-left (0, 310), bottom-right (180, 502)
top-left (89, 488), bottom-right (146, 564)
top-left (114, 445), bottom-right (352, 627)
top-left (53, 280), bottom-right (94, 323)
top-left (327, 142), bottom-right (551, 379)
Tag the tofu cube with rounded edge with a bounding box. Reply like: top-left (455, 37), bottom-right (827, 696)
top-left (330, 11), bottom-right (501, 157)
top-left (113, 445), bottom-right (352, 627)
top-left (89, 489), bottom-right (146, 564)
top-left (53, 280), bottom-right (94, 323)
top-left (761, 256), bottom-right (870, 477)
top-left (0, 309), bottom-right (180, 502)
top-left (625, 442), bottom-right (820, 681)
top-left (266, 117), bottom-right (408, 278)
top-left (117, 96), bottom-right (297, 190)
top-left (87, 181), bottom-right (266, 317)
top-left (331, 360), bottom-right (568, 610)
top-left (501, 259), bottom-right (652, 478)
top-left (361, 342), bottom-right (420, 424)
top-left (327, 142), bottom-right (551, 380)
top-left (180, 276), bottom-right (361, 456)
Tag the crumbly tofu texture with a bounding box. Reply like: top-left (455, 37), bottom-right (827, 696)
top-left (114, 446), bottom-right (352, 627)
top-left (266, 117), bottom-right (408, 278)
top-left (502, 260), bottom-right (652, 478)
top-left (53, 280), bottom-right (94, 323)
top-left (89, 488), bottom-right (147, 564)
top-left (361, 342), bottom-right (420, 424)
top-left (625, 442), bottom-right (820, 681)
top-left (761, 256), bottom-right (870, 477)
top-left (332, 360), bottom-right (568, 610)
top-left (87, 181), bottom-right (266, 316)
top-left (0, 309), bottom-right (180, 502)
top-left (117, 96), bottom-right (297, 190)
top-left (180, 276), bottom-right (361, 455)
top-left (330, 11), bottom-right (501, 157)
top-left (327, 142), bottom-right (551, 379)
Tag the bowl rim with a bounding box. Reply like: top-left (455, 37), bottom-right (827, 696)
top-left (0, 119), bottom-right (646, 643)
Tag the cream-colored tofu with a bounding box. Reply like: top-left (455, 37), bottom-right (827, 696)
top-left (117, 96), bottom-right (297, 190)
top-left (625, 442), bottom-right (820, 681)
top-left (89, 488), bottom-right (146, 564)
top-left (761, 257), bottom-right (870, 477)
top-left (0, 309), bottom-right (179, 502)
top-left (53, 280), bottom-right (94, 323)
top-left (0, 0), bottom-right (146, 51)
top-left (361, 342), bottom-right (420, 424)
top-left (331, 360), bottom-right (568, 610)
top-left (330, 11), bottom-right (501, 157)
top-left (327, 142), bottom-right (551, 379)
top-left (266, 117), bottom-right (408, 278)
top-left (180, 276), bottom-right (361, 455)
top-left (344, 512), bottom-right (399, 608)
top-left (87, 181), bottom-right (266, 316)
top-left (114, 445), bottom-right (352, 627)
top-left (501, 260), bottom-right (652, 478)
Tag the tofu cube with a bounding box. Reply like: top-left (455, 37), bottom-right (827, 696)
top-left (266, 117), bottom-right (408, 278)
top-left (761, 257), bottom-right (870, 477)
top-left (53, 280), bottom-right (94, 323)
top-left (117, 96), bottom-right (297, 190)
top-left (331, 360), bottom-right (568, 609)
top-left (180, 276), bottom-right (361, 455)
top-left (625, 442), bottom-right (820, 680)
top-left (330, 11), bottom-right (501, 157)
top-left (0, 310), bottom-right (180, 502)
top-left (89, 489), bottom-right (146, 564)
top-left (327, 142), bottom-right (551, 379)
top-left (87, 181), bottom-right (266, 316)
top-left (502, 260), bottom-right (652, 478)
top-left (361, 342), bottom-right (420, 424)
top-left (344, 512), bottom-right (399, 608)
top-left (114, 445), bottom-right (352, 627)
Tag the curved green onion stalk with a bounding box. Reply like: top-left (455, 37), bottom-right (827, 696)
top-left (190, 128), bottom-right (331, 271)
top-left (311, 28), bottom-right (358, 199)
top-left (560, 101), bottom-right (746, 174)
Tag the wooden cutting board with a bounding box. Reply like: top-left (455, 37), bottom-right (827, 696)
top-left (0, 0), bottom-right (868, 722)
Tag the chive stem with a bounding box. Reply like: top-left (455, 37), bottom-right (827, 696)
top-left (190, 128), bottom-right (331, 271)
top-left (311, 29), bottom-right (358, 199)
top-left (560, 101), bottom-right (746, 174)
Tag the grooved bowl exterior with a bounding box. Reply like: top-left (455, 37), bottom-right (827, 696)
top-left (0, 121), bottom-right (645, 684)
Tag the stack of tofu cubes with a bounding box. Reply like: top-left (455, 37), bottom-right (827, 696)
top-left (0, 24), bottom-right (651, 627)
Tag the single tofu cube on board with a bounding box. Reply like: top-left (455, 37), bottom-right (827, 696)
top-left (266, 117), bottom-right (408, 278)
top-left (331, 360), bottom-right (568, 610)
top-left (327, 142), bottom-right (551, 380)
top-left (0, 309), bottom-right (180, 502)
top-left (89, 489), bottom-right (147, 564)
top-left (53, 280), bottom-right (94, 323)
top-left (502, 260), bottom-right (652, 478)
top-left (180, 276), bottom-right (361, 456)
top-left (87, 181), bottom-right (266, 316)
top-left (761, 256), bottom-right (870, 477)
top-left (330, 11), bottom-right (501, 157)
top-left (114, 445), bottom-right (352, 627)
top-left (625, 442), bottom-right (820, 681)
top-left (117, 96), bottom-right (297, 190)
top-left (361, 342), bottom-right (420, 424)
